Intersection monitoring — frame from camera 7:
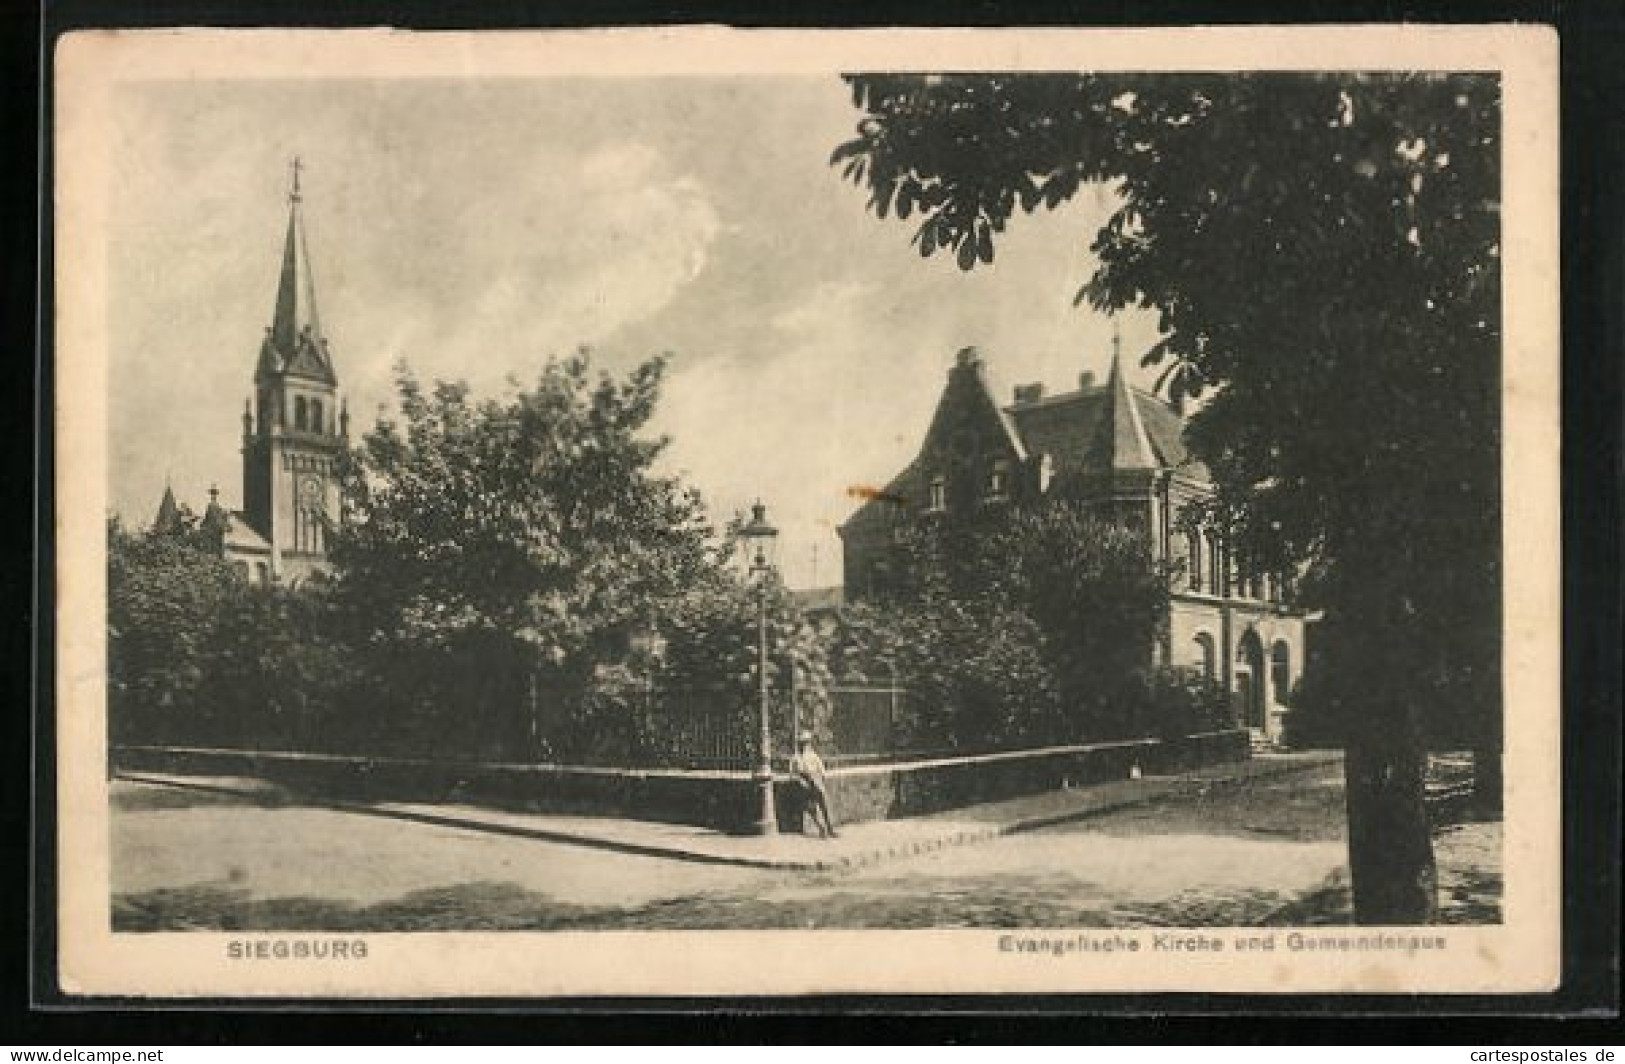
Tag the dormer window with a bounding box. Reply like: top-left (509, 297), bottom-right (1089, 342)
top-left (927, 477), bottom-right (946, 513)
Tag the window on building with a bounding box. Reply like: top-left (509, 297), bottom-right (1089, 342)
top-left (988, 458), bottom-right (1010, 499)
top-left (311, 399), bottom-right (323, 434)
top-left (927, 477), bottom-right (946, 512)
top-left (1187, 529), bottom-right (1203, 591)
top-left (295, 396), bottom-right (308, 431)
top-left (236, 561), bottom-right (250, 580)
top-left (1208, 534), bottom-right (1222, 596)
top-left (256, 562), bottom-right (269, 584)
top-left (1194, 632), bottom-right (1217, 681)
top-left (867, 558), bottom-right (890, 597)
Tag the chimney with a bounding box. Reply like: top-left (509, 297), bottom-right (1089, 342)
top-left (1079, 370), bottom-right (1097, 390)
top-left (1013, 382), bottom-right (1045, 404)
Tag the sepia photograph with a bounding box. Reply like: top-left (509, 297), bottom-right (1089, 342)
top-left (53, 26), bottom-right (1560, 997)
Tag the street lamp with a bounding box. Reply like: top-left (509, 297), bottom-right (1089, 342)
top-left (738, 500), bottom-right (780, 836)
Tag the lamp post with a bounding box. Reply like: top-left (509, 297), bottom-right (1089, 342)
top-left (738, 500), bottom-right (780, 836)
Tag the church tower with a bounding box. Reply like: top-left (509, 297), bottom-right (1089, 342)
top-left (240, 159), bottom-right (347, 584)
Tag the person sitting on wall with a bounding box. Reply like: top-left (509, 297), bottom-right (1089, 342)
top-left (789, 730), bottom-right (839, 839)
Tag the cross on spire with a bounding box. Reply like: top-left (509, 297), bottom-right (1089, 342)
top-left (289, 156), bottom-right (303, 202)
top-left (1111, 317), bottom-right (1122, 363)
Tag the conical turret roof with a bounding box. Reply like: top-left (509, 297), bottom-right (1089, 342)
top-left (1084, 340), bottom-right (1160, 474)
top-left (153, 484), bottom-right (183, 535)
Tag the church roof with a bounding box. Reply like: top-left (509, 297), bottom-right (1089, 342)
top-left (257, 161), bottom-right (337, 386)
top-left (153, 484), bottom-right (183, 534)
top-left (221, 511), bottom-right (272, 554)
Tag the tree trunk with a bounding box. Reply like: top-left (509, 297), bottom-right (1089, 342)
top-left (1472, 739), bottom-right (1503, 816)
top-left (1344, 722), bottom-right (1438, 924)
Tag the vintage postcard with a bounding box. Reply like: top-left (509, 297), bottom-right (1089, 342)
top-left (54, 25), bottom-right (1560, 998)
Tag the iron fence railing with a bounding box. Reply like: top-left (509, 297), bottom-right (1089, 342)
top-left (626, 683), bottom-right (916, 769)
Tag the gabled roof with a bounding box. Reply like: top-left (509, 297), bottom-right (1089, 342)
top-left (1005, 357), bottom-right (1209, 485)
top-left (841, 345), bottom-right (1212, 539)
top-left (919, 347), bottom-right (1028, 463)
top-left (222, 511), bottom-right (272, 554)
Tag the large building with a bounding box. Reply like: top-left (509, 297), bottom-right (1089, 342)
top-left (838, 343), bottom-right (1307, 739)
top-left (155, 163), bottom-right (347, 586)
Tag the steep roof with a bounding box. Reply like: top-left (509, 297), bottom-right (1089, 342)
top-left (257, 162), bottom-right (337, 386)
top-left (153, 484), bottom-right (183, 535)
top-left (1088, 347), bottom-right (1159, 473)
top-left (1005, 357), bottom-right (1209, 485)
top-left (840, 345), bottom-right (1212, 539)
top-left (222, 511), bottom-right (272, 554)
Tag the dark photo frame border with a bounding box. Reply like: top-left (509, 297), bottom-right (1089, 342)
top-left (11, 0), bottom-right (1620, 1040)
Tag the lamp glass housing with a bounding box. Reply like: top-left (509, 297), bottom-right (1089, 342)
top-left (738, 500), bottom-right (780, 577)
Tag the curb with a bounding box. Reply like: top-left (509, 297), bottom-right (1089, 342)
top-left (115, 752), bottom-right (1342, 874)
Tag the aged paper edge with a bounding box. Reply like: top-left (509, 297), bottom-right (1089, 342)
top-left (53, 24), bottom-right (1561, 999)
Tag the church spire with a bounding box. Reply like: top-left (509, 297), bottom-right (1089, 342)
top-left (153, 483), bottom-right (183, 535)
top-left (260, 157), bottom-right (335, 384)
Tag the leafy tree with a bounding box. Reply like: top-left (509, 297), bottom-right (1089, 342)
top-left (834, 72), bottom-right (1500, 923)
top-left (654, 574), bottom-right (835, 762)
top-left (203, 581), bottom-right (361, 752)
top-left (330, 351), bottom-right (722, 760)
top-left (107, 515), bottom-right (243, 744)
top-left (849, 500), bottom-right (1169, 749)
top-left (992, 503), bottom-right (1170, 726)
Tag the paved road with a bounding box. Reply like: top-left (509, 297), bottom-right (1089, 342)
top-left (112, 761), bottom-right (1497, 930)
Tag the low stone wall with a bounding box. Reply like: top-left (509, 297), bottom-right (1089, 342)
top-left (115, 729), bottom-right (1250, 834)
top-left (114, 746), bottom-right (764, 832)
top-left (820, 730), bottom-right (1249, 825)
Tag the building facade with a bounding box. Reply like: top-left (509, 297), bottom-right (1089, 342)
top-left (156, 164), bottom-right (347, 586)
top-left (838, 344), bottom-right (1307, 739)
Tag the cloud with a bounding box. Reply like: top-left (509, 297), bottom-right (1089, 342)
top-left (654, 279), bottom-right (958, 588)
top-left (420, 140), bottom-right (723, 393)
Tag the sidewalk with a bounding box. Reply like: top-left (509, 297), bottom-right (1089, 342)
top-left (119, 749), bottom-right (1342, 873)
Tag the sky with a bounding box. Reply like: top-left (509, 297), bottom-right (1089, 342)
top-left (107, 75), bottom-right (1166, 589)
